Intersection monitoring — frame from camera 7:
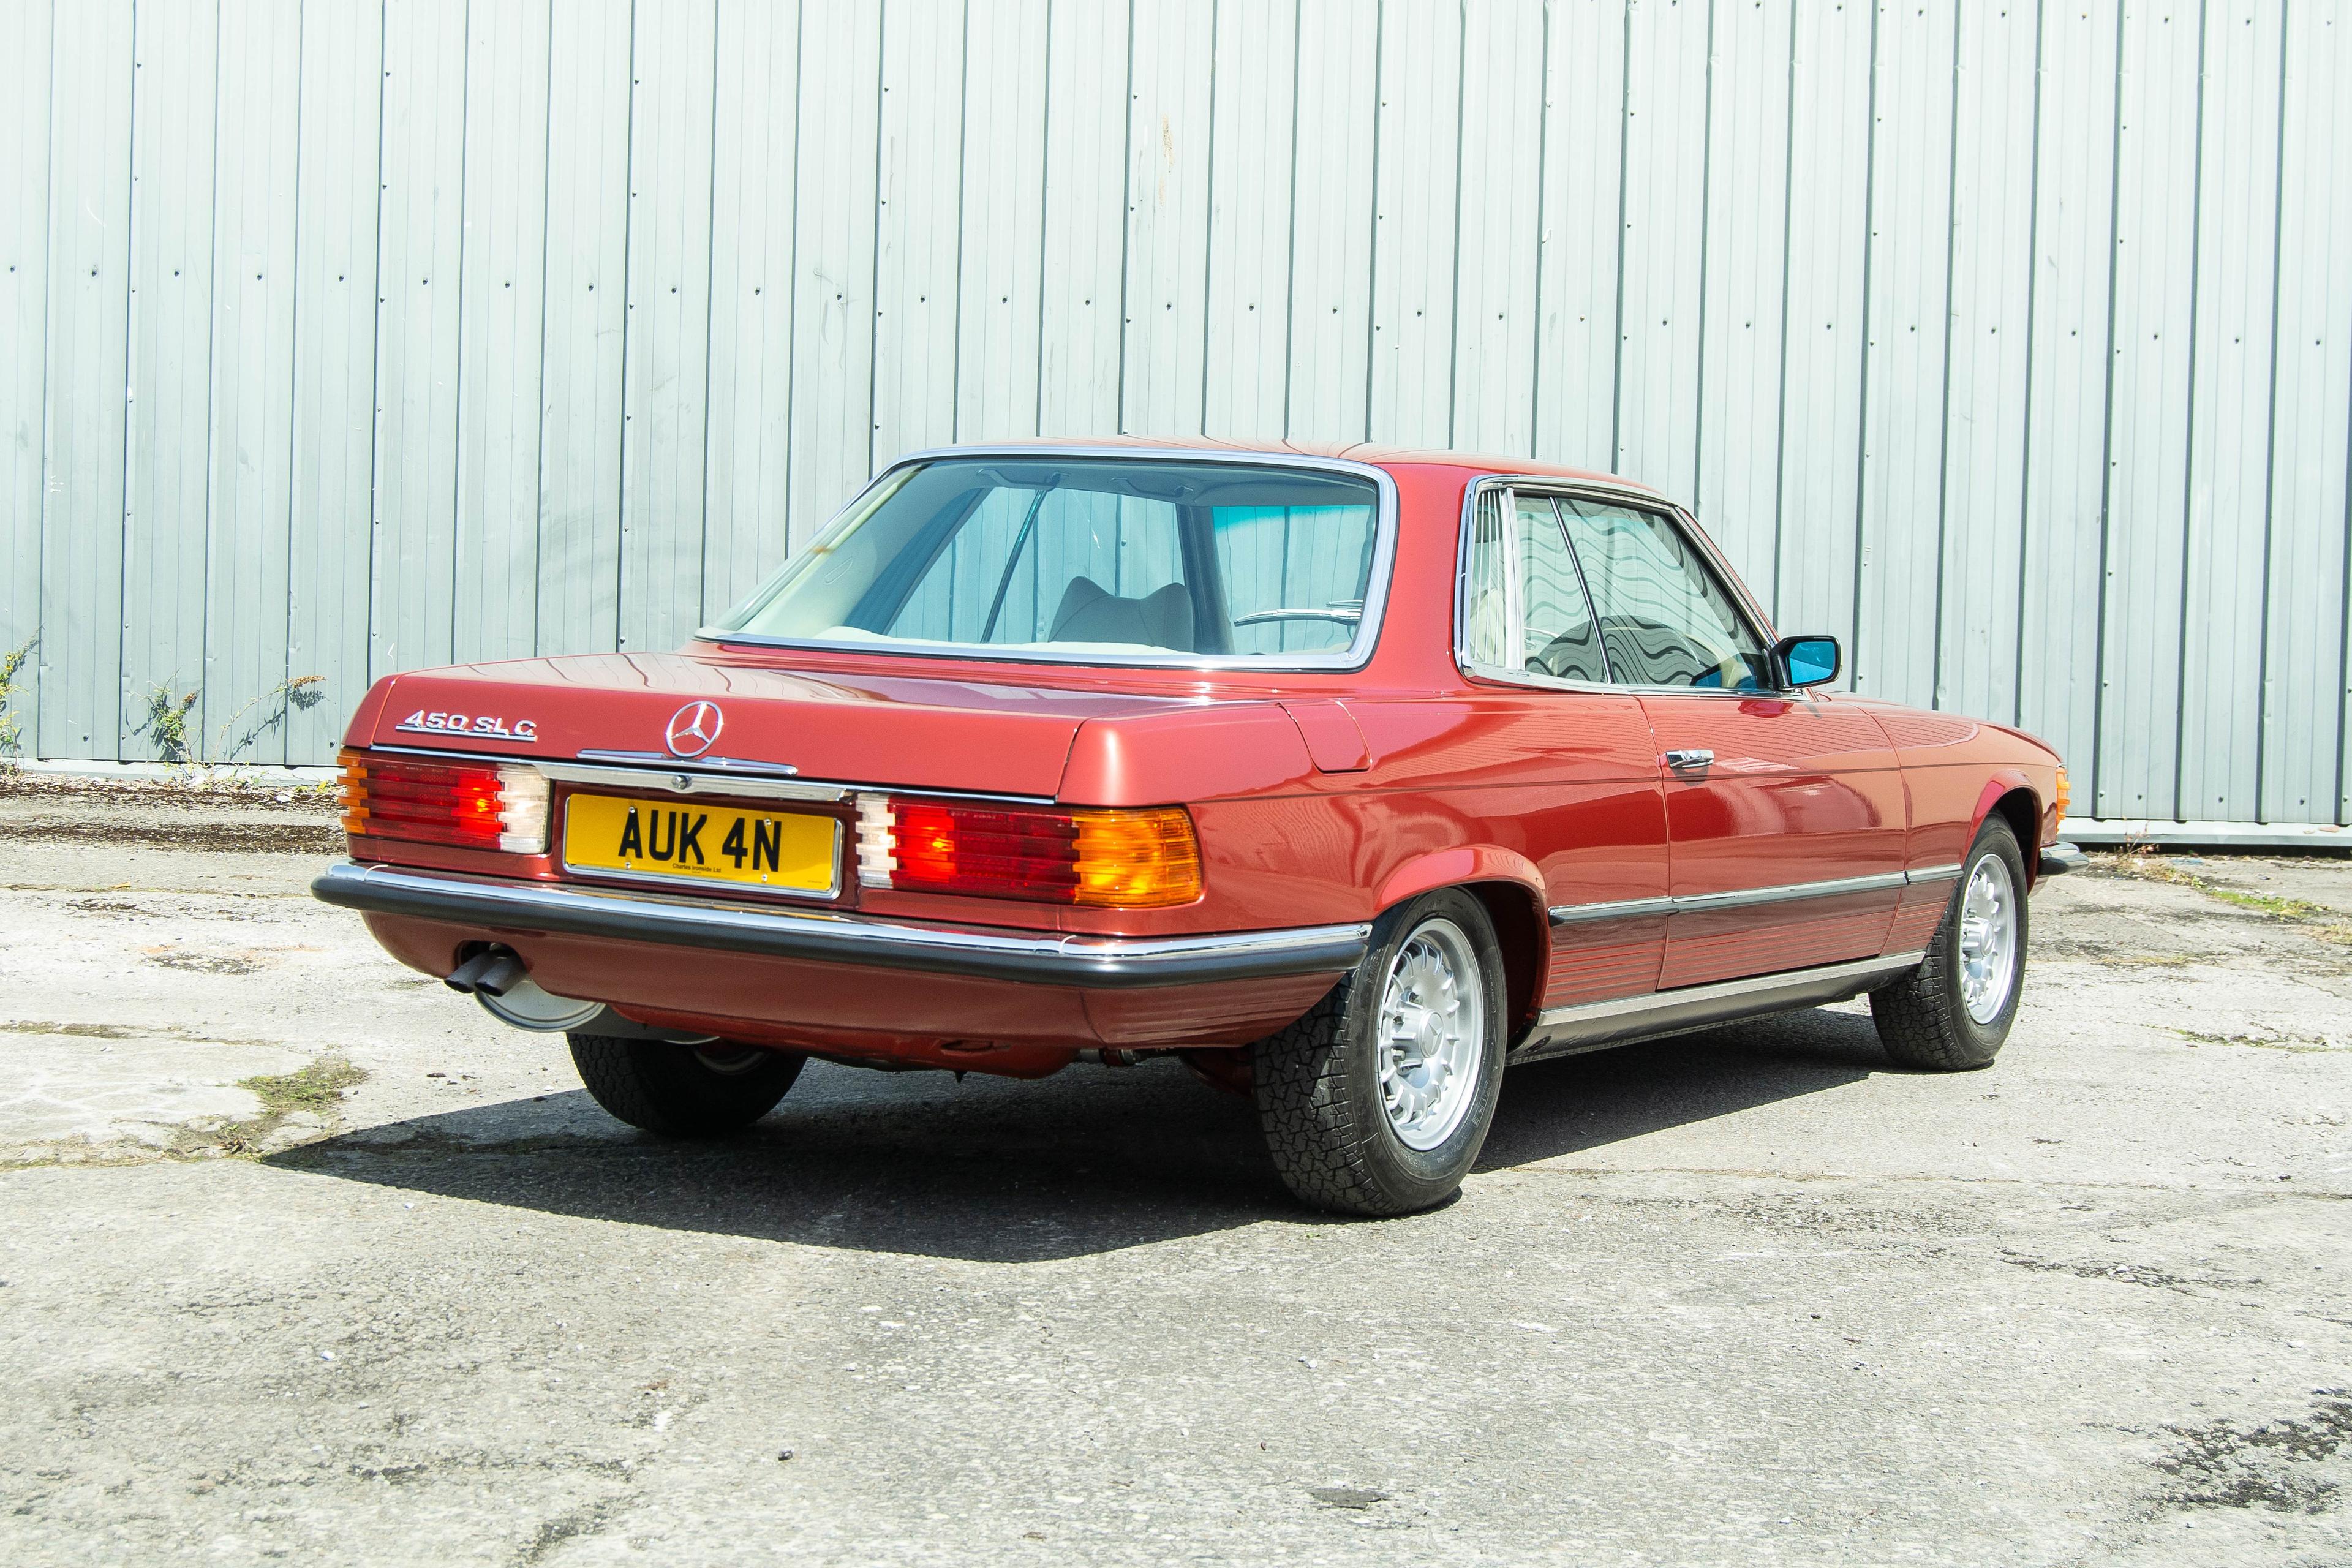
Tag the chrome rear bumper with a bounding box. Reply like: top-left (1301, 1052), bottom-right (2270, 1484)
top-left (312, 860), bottom-right (1370, 990)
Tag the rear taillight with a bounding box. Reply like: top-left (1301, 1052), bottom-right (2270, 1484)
top-left (856, 794), bottom-right (1201, 909)
top-left (337, 749), bottom-right (549, 853)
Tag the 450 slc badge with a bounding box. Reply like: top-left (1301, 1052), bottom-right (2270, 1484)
top-left (396, 710), bottom-right (539, 741)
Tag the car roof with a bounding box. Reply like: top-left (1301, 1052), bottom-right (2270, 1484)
top-left (894, 435), bottom-right (1662, 496)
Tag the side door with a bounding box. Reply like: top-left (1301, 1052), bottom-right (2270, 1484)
top-left (1550, 497), bottom-right (1906, 990)
top-left (1458, 486), bottom-right (1671, 1011)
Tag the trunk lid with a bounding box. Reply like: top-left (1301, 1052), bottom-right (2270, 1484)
top-left (363, 652), bottom-right (1207, 798)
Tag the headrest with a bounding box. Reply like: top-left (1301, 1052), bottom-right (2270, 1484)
top-left (1048, 576), bottom-right (1196, 652)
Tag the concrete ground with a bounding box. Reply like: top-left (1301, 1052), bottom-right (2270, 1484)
top-left (1, 775), bottom-right (2346, 1567)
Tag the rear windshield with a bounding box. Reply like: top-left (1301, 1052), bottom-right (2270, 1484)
top-left (707, 458), bottom-right (1387, 666)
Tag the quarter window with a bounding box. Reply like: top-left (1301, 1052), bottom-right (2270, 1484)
top-left (1552, 498), bottom-right (1771, 690)
top-left (1460, 490), bottom-right (1610, 684)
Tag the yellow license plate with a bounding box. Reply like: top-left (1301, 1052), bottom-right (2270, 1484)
top-left (562, 793), bottom-right (840, 895)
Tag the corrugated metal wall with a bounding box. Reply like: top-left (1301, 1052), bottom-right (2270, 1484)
top-left (1, 0), bottom-right (2348, 824)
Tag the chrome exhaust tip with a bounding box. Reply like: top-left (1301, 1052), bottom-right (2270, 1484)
top-left (445, 946), bottom-right (528, 997)
top-left (445, 945), bottom-right (603, 1031)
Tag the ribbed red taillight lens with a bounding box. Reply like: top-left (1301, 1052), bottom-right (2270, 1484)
top-left (337, 749), bottom-right (549, 853)
top-left (856, 795), bottom-right (1201, 909)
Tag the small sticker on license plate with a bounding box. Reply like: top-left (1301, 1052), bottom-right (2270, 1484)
top-left (562, 793), bottom-right (839, 895)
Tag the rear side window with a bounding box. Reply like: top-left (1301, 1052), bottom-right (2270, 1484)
top-left (1552, 499), bottom-right (1770, 690)
top-left (1458, 488), bottom-right (1610, 684)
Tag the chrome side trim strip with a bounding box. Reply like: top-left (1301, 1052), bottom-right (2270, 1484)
top-left (1548, 896), bottom-right (1677, 927)
top-left (311, 861), bottom-right (1370, 990)
top-left (1517, 951), bottom-right (1926, 1061)
top-left (1670, 870), bottom-right (1909, 914)
top-left (1548, 864), bottom-right (1961, 927)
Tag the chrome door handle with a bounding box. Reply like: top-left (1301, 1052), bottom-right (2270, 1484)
top-left (1664, 749), bottom-right (1714, 772)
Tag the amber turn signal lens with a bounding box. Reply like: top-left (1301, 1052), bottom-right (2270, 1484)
top-left (1070, 808), bottom-right (1204, 909)
top-left (2053, 765), bottom-right (2071, 826)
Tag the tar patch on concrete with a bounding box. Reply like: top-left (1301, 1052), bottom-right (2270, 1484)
top-left (2154, 1394), bottom-right (2352, 1513)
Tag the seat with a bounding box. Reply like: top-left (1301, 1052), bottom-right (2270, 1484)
top-left (1048, 576), bottom-right (1196, 652)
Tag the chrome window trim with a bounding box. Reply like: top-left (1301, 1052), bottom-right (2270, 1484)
top-left (1547, 864), bottom-right (1953, 927)
top-left (1451, 473), bottom-right (1793, 699)
top-left (695, 445), bottom-right (1402, 674)
top-left (311, 860), bottom-right (1371, 990)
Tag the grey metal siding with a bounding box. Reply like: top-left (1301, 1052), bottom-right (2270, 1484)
top-left (0, 0), bottom-right (2346, 831)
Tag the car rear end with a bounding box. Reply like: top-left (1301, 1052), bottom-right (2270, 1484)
top-left (316, 448), bottom-right (1396, 1079)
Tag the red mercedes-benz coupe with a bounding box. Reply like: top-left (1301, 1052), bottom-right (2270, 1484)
top-left (317, 441), bottom-right (2076, 1215)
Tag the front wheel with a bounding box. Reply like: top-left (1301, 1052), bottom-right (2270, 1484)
top-left (1251, 890), bottom-right (1507, 1216)
top-left (1869, 816), bottom-right (2029, 1071)
top-left (567, 1034), bottom-right (804, 1136)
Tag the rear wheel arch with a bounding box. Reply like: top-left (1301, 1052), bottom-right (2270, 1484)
top-left (1371, 851), bottom-right (1548, 1042)
top-left (1462, 882), bottom-right (1545, 1043)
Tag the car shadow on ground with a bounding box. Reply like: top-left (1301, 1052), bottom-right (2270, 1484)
top-left (273, 1006), bottom-right (1888, 1263)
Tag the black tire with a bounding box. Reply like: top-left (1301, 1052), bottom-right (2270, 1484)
top-left (1869, 816), bottom-right (2029, 1071)
top-left (1251, 889), bottom-right (1508, 1216)
top-left (566, 1034), bottom-right (804, 1136)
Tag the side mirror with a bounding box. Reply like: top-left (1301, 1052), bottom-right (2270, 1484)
top-left (1771, 635), bottom-right (1841, 690)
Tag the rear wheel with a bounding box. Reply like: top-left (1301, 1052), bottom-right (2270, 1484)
top-left (1870, 816), bottom-right (2028, 1071)
top-left (566, 1034), bottom-right (804, 1136)
top-left (1251, 890), bottom-right (1507, 1216)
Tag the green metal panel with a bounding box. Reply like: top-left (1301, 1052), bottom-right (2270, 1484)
top-left (1120, 0), bottom-right (1212, 438)
top-left (1852, 0), bottom-right (1957, 706)
top-left (1035, 0), bottom-right (1125, 440)
top-left (533, 0), bottom-right (630, 657)
top-left (2015, 0), bottom-right (2120, 794)
top-left (369, 0), bottom-right (468, 682)
top-left (119, 0), bottom-right (220, 762)
top-left (1770, 0), bottom-right (1871, 651)
top-left (1934, 0), bottom-right (2037, 725)
top-left (452, 0), bottom-right (552, 666)
top-left (1366, 0), bottom-right (1461, 448)
top-left (39, 0), bottom-right (134, 761)
top-left (952, 0), bottom-right (1046, 445)
top-left (285, 0), bottom-right (385, 764)
top-left (1285, 0), bottom-right (1375, 445)
top-left (785, 0), bottom-right (882, 549)
top-left (203, 0), bottom-right (303, 766)
top-left (2178, 0), bottom-right (2286, 824)
top-left (701, 0), bottom-right (803, 621)
top-left (617, 0), bottom-right (717, 654)
top-left (872, 0), bottom-right (966, 464)
top-left (1448, 0), bottom-right (1542, 457)
top-left (1691, 0), bottom-right (1794, 609)
top-left (8, 0), bottom-right (2351, 825)
top-left (0, 0), bottom-right (53, 758)
top-left (2097, 1), bottom-right (2201, 820)
top-left (2269, 1), bottom-right (2352, 824)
